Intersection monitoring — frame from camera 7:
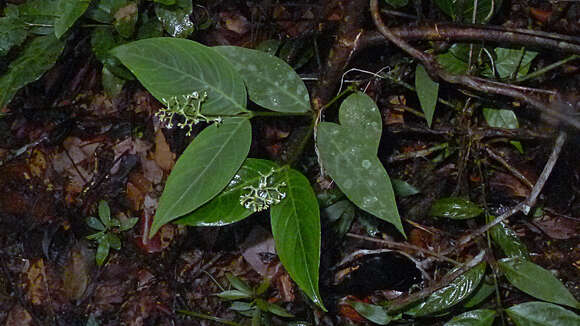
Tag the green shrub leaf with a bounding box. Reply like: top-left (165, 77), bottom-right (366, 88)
top-left (0, 34), bottom-right (65, 109)
top-left (348, 301), bottom-right (393, 325)
top-left (392, 178), bottom-right (420, 197)
top-left (444, 309), bottom-right (496, 326)
top-left (0, 14), bottom-right (28, 56)
top-left (498, 257), bottom-right (580, 308)
top-left (54, 0), bottom-right (91, 39)
top-left (463, 277), bottom-right (495, 308)
top-left (214, 46), bottom-right (311, 113)
top-left (270, 169), bottom-right (324, 311)
top-left (407, 262), bottom-right (486, 316)
top-left (482, 108), bottom-right (523, 152)
top-left (430, 197), bottom-right (483, 219)
top-left (506, 302), bottom-right (580, 326)
top-left (112, 37), bottom-right (247, 115)
top-left (176, 159), bottom-right (280, 226)
top-left (489, 219), bottom-right (529, 259)
top-left (492, 47), bottom-right (538, 79)
top-left (151, 117), bottom-right (251, 237)
top-left (435, 0), bottom-right (501, 23)
top-left (317, 92), bottom-right (404, 235)
top-left (415, 64), bottom-right (439, 127)
top-left (154, 0), bottom-right (195, 38)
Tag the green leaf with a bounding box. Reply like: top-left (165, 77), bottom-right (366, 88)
top-left (256, 39), bottom-right (282, 56)
top-left (119, 217), bottom-right (139, 231)
top-left (430, 197), bottom-right (483, 219)
top-left (54, 0), bottom-right (91, 39)
top-left (407, 262), bottom-right (486, 316)
top-left (384, 0), bottom-right (408, 9)
top-left (102, 66), bottom-right (125, 97)
top-left (154, 0), bottom-right (195, 38)
top-left (226, 273), bottom-right (253, 295)
top-left (230, 301), bottom-right (253, 312)
top-left (483, 108), bottom-right (523, 153)
top-left (493, 47), bottom-right (538, 79)
top-left (488, 219), bottom-right (529, 259)
top-left (176, 159), bottom-right (279, 227)
top-left (87, 217), bottom-right (106, 231)
top-left (0, 14), bottom-right (28, 56)
top-left (317, 92), bottom-right (404, 235)
top-left (106, 233), bottom-right (121, 250)
top-left (444, 309), bottom-right (496, 326)
top-left (506, 302), bottom-right (580, 326)
top-left (463, 277), bottom-right (495, 308)
top-left (392, 178), bottom-right (420, 197)
top-left (13, 0), bottom-right (59, 35)
top-left (0, 34), bottom-right (65, 109)
top-left (498, 257), bottom-right (580, 308)
top-left (111, 37), bottom-right (247, 115)
top-left (216, 290), bottom-right (252, 301)
top-left (322, 199), bottom-right (355, 238)
top-left (270, 169), bottom-right (324, 311)
top-left (437, 45), bottom-right (469, 74)
top-left (348, 301), bottom-right (393, 325)
top-left (96, 239), bottom-right (110, 266)
top-left (97, 200), bottom-right (111, 228)
top-left (255, 299), bottom-right (294, 318)
top-left (86, 231), bottom-right (105, 241)
top-left (151, 117), bottom-right (251, 236)
top-left (214, 46), bottom-right (311, 113)
top-left (415, 64), bottom-right (439, 127)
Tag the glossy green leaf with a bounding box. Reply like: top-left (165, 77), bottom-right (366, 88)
top-left (151, 117), bottom-right (252, 237)
top-left (444, 309), bottom-right (496, 326)
top-left (489, 219), bottom-right (529, 259)
top-left (506, 302), bottom-right (580, 326)
top-left (86, 231), bottom-right (105, 241)
top-left (430, 197), bottom-right (483, 219)
top-left (87, 217), bottom-right (106, 231)
top-left (255, 299), bottom-right (294, 318)
top-left (493, 47), bottom-right (538, 79)
top-left (270, 169), bottom-right (324, 310)
top-left (54, 0), bottom-right (91, 39)
top-left (119, 217), bottom-right (139, 231)
top-left (317, 92), bottom-right (404, 235)
top-left (176, 159), bottom-right (279, 226)
top-left (214, 46), bottom-right (310, 113)
top-left (415, 64), bottom-right (439, 127)
top-left (463, 277), bottom-right (495, 308)
top-left (392, 178), bottom-right (420, 197)
top-left (155, 0), bottom-right (195, 38)
top-left (96, 239), bottom-right (110, 266)
top-left (0, 34), bottom-right (65, 109)
top-left (499, 257), bottom-right (580, 308)
top-left (0, 14), bottom-right (28, 56)
top-left (91, 28), bottom-right (134, 81)
top-left (348, 301), bottom-right (393, 325)
top-left (112, 37), bottom-right (247, 115)
top-left (408, 262), bottom-right (486, 316)
top-left (13, 0), bottom-right (59, 35)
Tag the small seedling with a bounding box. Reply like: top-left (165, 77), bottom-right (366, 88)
top-left (217, 273), bottom-right (294, 325)
top-left (86, 200), bottom-right (139, 266)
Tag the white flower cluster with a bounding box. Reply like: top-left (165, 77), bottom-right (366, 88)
top-left (240, 169), bottom-right (287, 212)
top-left (156, 91), bottom-right (222, 136)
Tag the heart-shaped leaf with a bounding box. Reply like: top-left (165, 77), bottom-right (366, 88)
top-left (444, 309), bottom-right (496, 326)
top-left (317, 92), bottom-right (404, 235)
top-left (151, 117), bottom-right (251, 237)
top-left (506, 302), bottom-right (580, 326)
top-left (112, 37), bottom-right (247, 115)
top-left (214, 46), bottom-right (310, 113)
top-left (415, 64), bottom-right (439, 127)
top-left (499, 257), bottom-right (580, 309)
top-left (176, 159), bottom-right (280, 226)
top-left (270, 168), bottom-right (324, 310)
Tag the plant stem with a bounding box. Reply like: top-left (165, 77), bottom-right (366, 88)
top-left (515, 54), bottom-right (579, 83)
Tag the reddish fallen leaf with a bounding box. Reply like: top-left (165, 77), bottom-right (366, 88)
top-left (153, 129), bottom-right (175, 172)
top-left (489, 171), bottom-right (530, 198)
top-left (338, 296), bottom-right (368, 323)
top-left (135, 195), bottom-right (175, 253)
top-left (532, 214), bottom-right (580, 240)
top-left (63, 243), bottom-right (92, 301)
top-left (530, 8), bottom-right (552, 23)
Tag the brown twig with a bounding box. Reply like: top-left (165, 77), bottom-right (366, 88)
top-left (369, 0), bottom-right (580, 130)
top-left (484, 146), bottom-right (534, 189)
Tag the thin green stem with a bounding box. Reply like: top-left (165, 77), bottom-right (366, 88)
top-left (177, 310), bottom-right (242, 326)
top-left (516, 54), bottom-right (579, 83)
